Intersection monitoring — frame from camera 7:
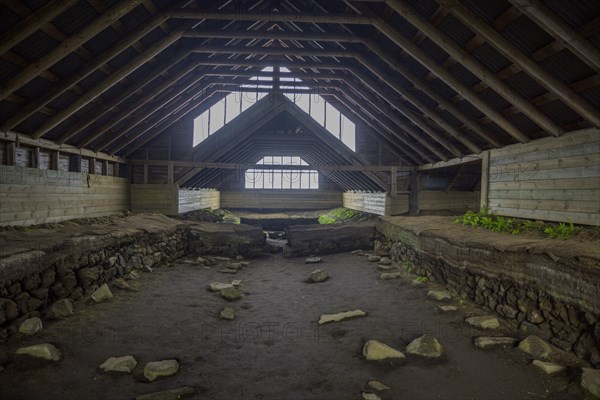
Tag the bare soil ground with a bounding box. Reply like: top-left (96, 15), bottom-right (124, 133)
top-left (0, 252), bottom-right (585, 400)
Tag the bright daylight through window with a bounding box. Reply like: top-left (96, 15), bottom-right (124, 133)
top-left (245, 156), bottom-right (319, 189)
top-left (192, 67), bottom-right (355, 150)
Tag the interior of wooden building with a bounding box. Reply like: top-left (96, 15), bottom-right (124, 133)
top-left (0, 1), bottom-right (599, 399)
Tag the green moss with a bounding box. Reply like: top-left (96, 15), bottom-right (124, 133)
top-left (317, 207), bottom-right (372, 225)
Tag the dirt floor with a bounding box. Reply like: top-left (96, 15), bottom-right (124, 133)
top-left (0, 252), bottom-right (586, 400)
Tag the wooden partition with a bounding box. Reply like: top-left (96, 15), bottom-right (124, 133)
top-left (343, 191), bottom-right (409, 216)
top-left (221, 190), bottom-right (342, 210)
top-left (178, 189), bottom-right (220, 213)
top-left (482, 128), bottom-right (600, 225)
top-left (419, 190), bottom-right (480, 213)
top-left (131, 185), bottom-right (220, 215)
top-left (0, 165), bottom-right (130, 226)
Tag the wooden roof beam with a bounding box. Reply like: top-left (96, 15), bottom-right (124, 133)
top-left (32, 32), bottom-right (182, 140)
top-left (437, 0), bottom-right (600, 127)
top-left (183, 30), bottom-right (363, 43)
top-left (0, 13), bottom-right (169, 132)
top-left (0, 0), bottom-right (77, 56)
top-left (509, 0), bottom-right (600, 72)
top-left (386, 0), bottom-right (564, 138)
top-left (168, 10), bottom-right (375, 24)
top-left (0, 0), bottom-right (144, 101)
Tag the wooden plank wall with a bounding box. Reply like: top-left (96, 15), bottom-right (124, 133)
top-left (343, 191), bottom-right (409, 216)
top-left (420, 191), bottom-right (480, 213)
top-left (0, 165), bottom-right (130, 226)
top-left (485, 129), bottom-right (600, 226)
top-left (178, 189), bottom-right (220, 213)
top-left (221, 190), bottom-right (342, 210)
top-left (130, 184), bottom-right (179, 215)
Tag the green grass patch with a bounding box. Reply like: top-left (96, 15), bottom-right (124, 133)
top-left (318, 207), bottom-right (371, 224)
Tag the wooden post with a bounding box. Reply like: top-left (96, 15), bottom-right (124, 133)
top-left (143, 164), bottom-right (149, 184)
top-left (409, 171), bottom-right (419, 216)
top-left (390, 166), bottom-right (398, 198)
top-left (70, 154), bottom-right (82, 172)
top-left (7, 142), bottom-right (16, 166)
top-left (102, 160), bottom-right (109, 176)
top-left (480, 150), bottom-right (490, 212)
top-left (167, 162), bottom-right (174, 184)
top-left (32, 147), bottom-right (40, 168)
top-left (51, 151), bottom-right (60, 170)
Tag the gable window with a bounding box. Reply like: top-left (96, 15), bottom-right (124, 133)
top-left (245, 156), bottom-right (319, 189)
top-left (193, 67), bottom-right (355, 150)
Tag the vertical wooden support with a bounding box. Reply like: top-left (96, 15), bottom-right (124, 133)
top-left (143, 163), bottom-right (149, 184)
top-left (102, 160), bottom-right (109, 176)
top-left (480, 150), bottom-right (490, 212)
top-left (70, 154), bottom-right (82, 172)
top-left (167, 162), bottom-right (174, 184)
top-left (390, 166), bottom-right (398, 198)
top-left (89, 157), bottom-right (96, 174)
top-left (32, 147), bottom-right (40, 168)
top-left (409, 171), bottom-right (420, 216)
top-left (114, 162), bottom-right (120, 178)
top-left (7, 142), bottom-right (16, 165)
top-left (51, 151), bottom-right (59, 170)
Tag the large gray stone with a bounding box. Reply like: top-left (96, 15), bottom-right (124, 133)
top-left (19, 317), bottom-right (43, 335)
top-left (143, 359), bottom-right (179, 382)
top-left (16, 343), bottom-right (61, 361)
top-left (112, 278), bottom-right (135, 291)
top-left (465, 316), bottom-right (500, 329)
top-left (219, 287), bottom-right (241, 301)
top-left (318, 310), bottom-right (366, 325)
top-left (351, 250), bottom-right (364, 256)
top-left (362, 340), bottom-right (405, 361)
top-left (379, 271), bottom-right (403, 280)
top-left (367, 380), bottom-right (390, 391)
top-left (91, 284), bottom-right (113, 303)
top-left (379, 257), bottom-right (392, 266)
top-left (518, 335), bottom-right (553, 360)
top-left (46, 299), bottom-right (73, 319)
top-left (136, 386), bottom-right (197, 400)
top-left (362, 393), bottom-right (381, 400)
top-left (220, 307), bottom-right (235, 320)
top-left (310, 269), bottom-right (329, 283)
top-left (427, 290), bottom-right (451, 301)
top-left (100, 355), bottom-right (137, 373)
top-left (367, 255), bottom-right (381, 262)
top-left (532, 360), bottom-right (564, 374)
top-left (208, 282), bottom-right (234, 292)
top-left (474, 336), bottom-right (517, 349)
top-left (581, 368), bottom-right (600, 399)
top-left (405, 334), bottom-right (443, 358)
top-left (305, 256), bottom-right (322, 264)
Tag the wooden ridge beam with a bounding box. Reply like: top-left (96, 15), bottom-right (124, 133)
top-left (168, 10), bottom-right (375, 24)
top-left (437, 0), bottom-right (600, 128)
top-left (183, 30), bottom-right (363, 43)
top-left (509, 0), bottom-right (600, 72)
top-left (0, 0), bottom-right (77, 56)
top-left (386, 0), bottom-right (565, 138)
top-left (0, 0), bottom-right (144, 101)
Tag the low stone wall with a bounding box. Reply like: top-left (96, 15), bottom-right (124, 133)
top-left (378, 216), bottom-right (600, 366)
top-left (0, 214), bottom-right (267, 342)
top-left (284, 222), bottom-right (377, 257)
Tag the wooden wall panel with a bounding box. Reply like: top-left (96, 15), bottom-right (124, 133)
top-left (0, 165), bottom-right (130, 226)
top-left (178, 189), bottom-right (220, 213)
top-left (419, 190), bottom-right (480, 213)
top-left (343, 191), bottom-right (409, 216)
top-left (130, 184), bottom-right (178, 215)
top-left (486, 129), bottom-right (600, 226)
top-left (221, 190), bottom-right (342, 210)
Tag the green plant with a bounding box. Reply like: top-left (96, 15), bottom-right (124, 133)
top-left (415, 276), bottom-right (429, 283)
top-left (318, 207), bottom-right (371, 224)
top-left (544, 222), bottom-right (582, 240)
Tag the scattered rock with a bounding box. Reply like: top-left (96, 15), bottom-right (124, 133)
top-left (213, 256), bottom-right (231, 262)
top-left (362, 340), bottom-right (405, 361)
top-left (217, 268), bottom-right (237, 274)
top-left (219, 287), bottom-right (242, 301)
top-left (405, 334), bottom-right (443, 358)
top-left (46, 299), bottom-right (73, 319)
top-left (318, 310), bottom-right (366, 324)
top-left (379, 257), bottom-right (392, 266)
top-left (427, 290), bottom-right (451, 301)
top-left (377, 265), bottom-right (394, 271)
top-left (196, 256), bottom-right (207, 265)
top-left (112, 278), bottom-right (135, 291)
top-left (581, 368), bottom-right (600, 399)
top-left (19, 317), bottom-right (43, 335)
top-left (15, 343), bottom-right (61, 361)
top-left (437, 305), bottom-right (458, 312)
top-left (208, 282), bottom-right (234, 292)
top-left (100, 355), bottom-right (137, 373)
top-left (465, 316), bottom-right (500, 329)
top-left (143, 266), bottom-right (153, 273)
top-left (305, 256), bottom-right (322, 264)
top-left (136, 386), bottom-right (196, 400)
top-left (309, 269), bottom-right (329, 283)
top-left (220, 307), bottom-right (235, 320)
top-left (231, 280), bottom-right (242, 286)
top-left (379, 271), bottom-right (403, 280)
top-left (351, 250), bottom-right (364, 256)
top-left (91, 284), bottom-right (113, 303)
top-left (235, 255), bottom-right (244, 260)
top-left (367, 380), bottom-right (390, 391)
top-left (362, 393), bottom-right (381, 400)
top-left (143, 359), bottom-right (179, 382)
top-left (532, 360), bottom-right (565, 374)
top-left (228, 263), bottom-right (243, 270)
top-left (411, 279), bottom-right (425, 286)
top-left (518, 335), bottom-right (553, 360)
top-left (474, 337), bottom-right (517, 349)
top-left (240, 262), bottom-right (250, 267)
top-left (126, 271), bottom-right (141, 280)
top-left (367, 255), bottom-right (381, 262)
